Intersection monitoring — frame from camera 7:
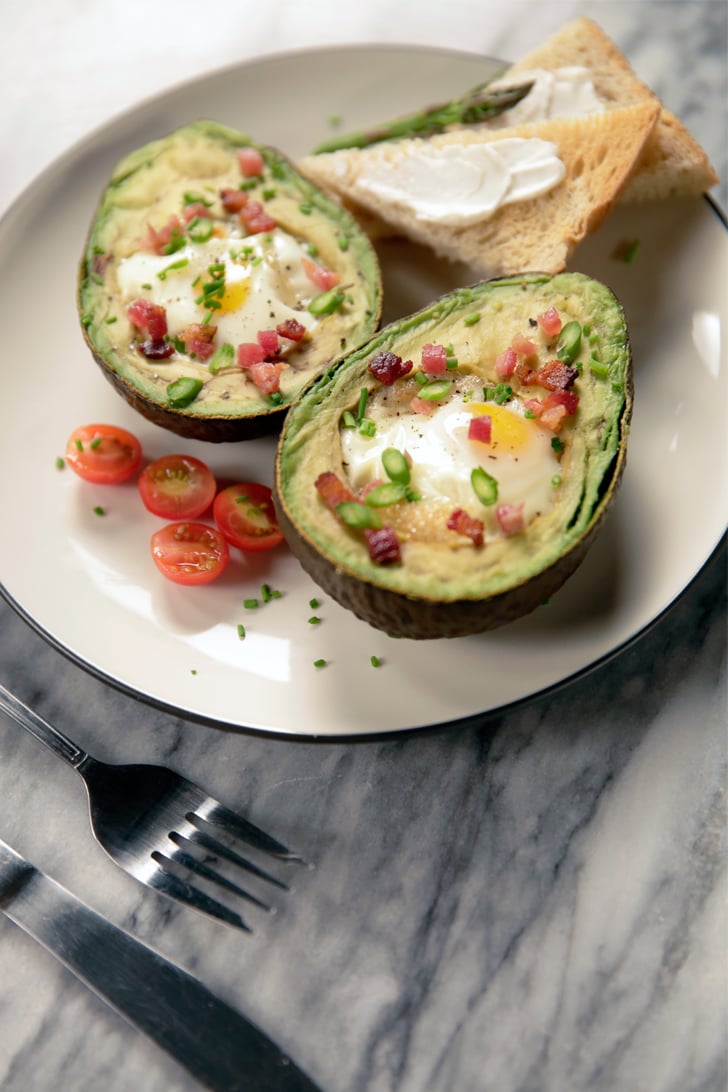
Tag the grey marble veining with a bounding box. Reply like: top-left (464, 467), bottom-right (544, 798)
top-left (1, 2), bottom-right (726, 1091)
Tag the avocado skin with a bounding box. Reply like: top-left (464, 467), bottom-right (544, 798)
top-left (274, 272), bottom-right (633, 639)
top-left (78, 120), bottom-right (382, 443)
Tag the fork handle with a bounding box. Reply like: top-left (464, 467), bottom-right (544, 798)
top-left (0, 683), bottom-right (87, 769)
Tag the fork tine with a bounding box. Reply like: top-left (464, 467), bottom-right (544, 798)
top-left (192, 799), bottom-right (306, 862)
top-left (182, 828), bottom-right (289, 891)
top-left (148, 858), bottom-right (251, 932)
top-left (167, 835), bottom-right (271, 910)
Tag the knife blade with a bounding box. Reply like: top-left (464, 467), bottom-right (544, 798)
top-left (0, 837), bottom-right (320, 1092)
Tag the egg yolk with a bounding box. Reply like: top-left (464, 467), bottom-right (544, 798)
top-left (217, 274), bottom-right (250, 314)
top-left (469, 402), bottom-right (532, 451)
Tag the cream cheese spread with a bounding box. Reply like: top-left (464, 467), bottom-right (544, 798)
top-left (350, 138), bottom-right (565, 227)
top-left (486, 66), bottom-right (605, 127)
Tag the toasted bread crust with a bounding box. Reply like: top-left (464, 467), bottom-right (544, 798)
top-left (503, 17), bottom-right (718, 200)
top-left (299, 100), bottom-right (660, 278)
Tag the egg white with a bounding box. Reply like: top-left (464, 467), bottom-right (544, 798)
top-left (341, 391), bottom-right (561, 531)
top-left (116, 229), bottom-right (317, 350)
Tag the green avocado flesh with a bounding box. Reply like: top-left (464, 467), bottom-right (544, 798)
top-left (78, 120), bottom-right (382, 442)
top-left (274, 272), bottom-right (633, 638)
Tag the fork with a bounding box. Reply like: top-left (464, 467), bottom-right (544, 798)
top-left (0, 682), bottom-right (305, 931)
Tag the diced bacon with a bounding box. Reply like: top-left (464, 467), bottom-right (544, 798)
top-left (421, 343), bottom-right (448, 375)
top-left (179, 322), bottom-right (217, 362)
top-left (494, 347), bottom-right (517, 378)
top-left (315, 471), bottom-right (357, 510)
top-left (141, 216), bottom-right (183, 255)
top-left (535, 359), bottom-right (579, 391)
top-left (237, 146), bottom-right (265, 177)
top-left (540, 403), bottom-right (568, 432)
top-left (257, 329), bottom-right (280, 357)
top-left (364, 526), bottom-right (401, 565)
top-left (276, 318), bottom-right (307, 343)
top-left (237, 342), bottom-right (266, 369)
top-left (368, 351), bottom-right (413, 385)
top-left (220, 187), bottom-right (249, 213)
top-left (514, 359), bottom-right (538, 385)
top-left (247, 360), bottom-right (286, 395)
top-left (410, 396), bottom-right (435, 416)
top-left (139, 337), bottom-right (174, 360)
top-left (239, 201), bottom-right (277, 234)
top-left (544, 389), bottom-right (579, 415)
top-left (496, 503), bottom-right (525, 536)
top-left (127, 299), bottom-right (168, 340)
top-left (447, 508), bottom-right (484, 547)
top-left (182, 203), bottom-right (213, 223)
top-left (537, 306), bottom-right (562, 338)
top-left (524, 397), bottom-right (544, 417)
top-left (536, 390), bottom-right (579, 432)
top-left (468, 414), bottom-right (492, 444)
top-left (512, 333), bottom-right (537, 358)
top-left (302, 257), bottom-right (340, 292)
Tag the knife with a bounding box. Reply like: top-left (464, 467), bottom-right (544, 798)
top-left (0, 837), bottom-right (321, 1092)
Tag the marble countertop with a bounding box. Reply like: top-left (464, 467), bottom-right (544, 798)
top-left (1, 2), bottom-right (726, 1090)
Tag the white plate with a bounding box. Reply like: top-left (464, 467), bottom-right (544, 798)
top-left (0, 45), bottom-right (725, 737)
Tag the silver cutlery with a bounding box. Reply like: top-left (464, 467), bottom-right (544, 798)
top-left (0, 682), bottom-right (304, 931)
top-left (0, 836), bottom-right (320, 1091)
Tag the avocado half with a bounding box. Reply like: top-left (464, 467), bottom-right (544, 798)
top-left (274, 272), bottom-right (633, 638)
top-left (78, 120), bottom-right (382, 442)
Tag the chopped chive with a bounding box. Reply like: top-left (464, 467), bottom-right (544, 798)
top-left (336, 500), bottom-right (382, 530)
top-left (471, 466), bottom-right (498, 506)
top-left (93, 505), bottom-right (105, 516)
top-left (382, 447), bottom-right (410, 485)
top-left (551, 475), bottom-right (562, 486)
top-left (208, 342), bottom-right (235, 374)
top-left (55, 456), bottom-right (65, 470)
top-left (105, 315), bottom-right (117, 325)
top-left (589, 359), bottom-right (610, 379)
top-left (183, 191), bottom-right (213, 207)
top-left (370, 655), bottom-right (382, 668)
top-left (356, 387), bottom-right (368, 423)
top-left (306, 242), bottom-right (319, 257)
top-left (74, 439), bottom-right (83, 451)
top-left (524, 408), bottom-right (537, 419)
top-left (308, 288), bottom-right (345, 315)
top-left (313, 658), bottom-right (328, 669)
top-left (237, 624), bottom-right (246, 639)
top-left (338, 234), bottom-right (350, 251)
top-left (417, 379), bottom-right (452, 402)
top-left (262, 187), bottom-right (277, 199)
top-left (551, 437), bottom-right (565, 454)
top-left (261, 583), bottom-right (273, 603)
top-left (167, 376), bottom-right (203, 408)
top-left (157, 258), bottom-right (189, 280)
top-left (90, 436), bottom-right (102, 450)
top-left (244, 598), bottom-right (259, 609)
top-left (415, 371), bottom-right (429, 386)
top-left (341, 409), bottom-right (357, 428)
top-left (81, 314), bottom-right (93, 328)
top-left (364, 482), bottom-right (407, 507)
top-left (556, 321), bottom-right (582, 365)
top-left (446, 356), bottom-right (459, 369)
top-left (309, 597), bottom-right (320, 609)
top-left (299, 202), bottom-right (313, 215)
top-left (464, 312), bottom-right (481, 327)
top-left (188, 218), bottom-right (214, 243)
top-left (308, 616), bottom-right (321, 625)
top-left (358, 418), bottom-right (376, 438)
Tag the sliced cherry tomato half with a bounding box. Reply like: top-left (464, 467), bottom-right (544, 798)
top-left (213, 482), bottom-right (284, 552)
top-left (150, 521), bottom-right (229, 585)
top-left (139, 454), bottom-right (216, 519)
top-left (65, 424), bottom-right (142, 484)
